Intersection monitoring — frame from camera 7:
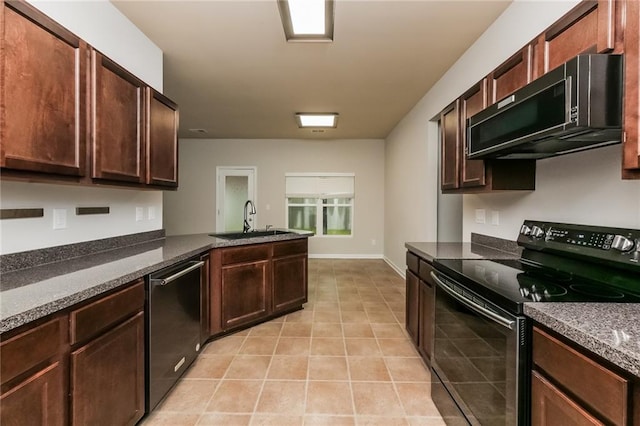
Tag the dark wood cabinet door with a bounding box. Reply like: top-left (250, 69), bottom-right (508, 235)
top-left (147, 88), bottom-right (178, 187)
top-left (460, 80), bottom-right (487, 188)
top-left (534, 0), bottom-right (616, 76)
top-left (405, 270), bottom-right (419, 345)
top-left (623, 0), bottom-right (640, 178)
top-left (488, 46), bottom-right (532, 105)
top-left (418, 273), bottom-right (435, 364)
top-left (531, 371), bottom-right (603, 426)
top-left (272, 255), bottom-right (307, 313)
top-left (200, 252), bottom-right (211, 342)
top-left (221, 261), bottom-right (270, 330)
top-left (91, 50), bottom-right (145, 183)
top-left (0, 361), bottom-right (66, 426)
top-left (70, 312), bottom-right (144, 426)
top-left (1, 0), bottom-right (88, 177)
top-left (440, 100), bottom-right (460, 190)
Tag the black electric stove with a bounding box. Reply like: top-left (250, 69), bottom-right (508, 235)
top-left (430, 220), bottom-right (640, 426)
top-left (434, 220), bottom-right (640, 314)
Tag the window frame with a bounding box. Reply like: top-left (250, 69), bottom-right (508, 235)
top-left (285, 173), bottom-right (355, 238)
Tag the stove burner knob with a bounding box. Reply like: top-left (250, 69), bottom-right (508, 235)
top-left (531, 226), bottom-right (545, 238)
top-left (520, 225), bottom-right (532, 236)
top-left (611, 235), bottom-right (635, 252)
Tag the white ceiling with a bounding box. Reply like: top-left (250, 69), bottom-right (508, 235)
top-left (112, 0), bottom-right (512, 139)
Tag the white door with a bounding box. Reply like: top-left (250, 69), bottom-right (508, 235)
top-left (216, 167), bottom-right (257, 232)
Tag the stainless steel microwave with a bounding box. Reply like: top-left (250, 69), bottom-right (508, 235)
top-left (467, 54), bottom-right (623, 160)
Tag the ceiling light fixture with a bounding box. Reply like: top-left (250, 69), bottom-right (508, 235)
top-left (277, 0), bottom-right (334, 42)
top-left (296, 113), bottom-right (338, 128)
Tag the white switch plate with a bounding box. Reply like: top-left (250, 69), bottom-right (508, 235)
top-left (136, 207), bottom-right (144, 222)
top-left (148, 206), bottom-right (156, 220)
top-left (491, 210), bottom-right (500, 226)
top-left (52, 209), bottom-right (67, 229)
top-left (475, 209), bottom-right (486, 224)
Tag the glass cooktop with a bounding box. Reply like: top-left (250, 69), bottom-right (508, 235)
top-left (433, 254), bottom-right (640, 315)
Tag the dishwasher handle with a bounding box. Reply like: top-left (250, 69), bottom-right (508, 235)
top-left (150, 261), bottom-right (204, 286)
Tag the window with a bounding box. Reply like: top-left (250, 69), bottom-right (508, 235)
top-left (286, 174), bottom-right (354, 237)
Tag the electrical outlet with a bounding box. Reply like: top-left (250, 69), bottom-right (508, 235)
top-left (491, 210), bottom-right (500, 226)
top-left (475, 209), bottom-right (486, 224)
top-left (136, 207), bottom-right (144, 222)
top-left (148, 206), bottom-right (156, 220)
top-left (52, 209), bottom-right (67, 229)
top-left (371, 239), bottom-right (376, 246)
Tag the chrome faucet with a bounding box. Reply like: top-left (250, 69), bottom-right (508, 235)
top-left (243, 200), bottom-right (256, 233)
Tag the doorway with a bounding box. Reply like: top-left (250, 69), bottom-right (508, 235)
top-left (216, 167), bottom-right (257, 232)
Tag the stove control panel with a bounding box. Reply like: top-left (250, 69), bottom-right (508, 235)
top-left (518, 220), bottom-right (640, 270)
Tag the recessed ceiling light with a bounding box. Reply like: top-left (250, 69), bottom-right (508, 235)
top-left (278, 0), bottom-right (334, 42)
top-left (295, 113), bottom-right (338, 128)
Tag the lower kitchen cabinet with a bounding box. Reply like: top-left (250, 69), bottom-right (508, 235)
top-left (70, 313), bottom-right (144, 426)
top-left (209, 238), bottom-right (309, 336)
top-left (0, 279), bottom-right (145, 426)
top-left (405, 251), bottom-right (435, 365)
top-left (0, 317), bottom-right (67, 426)
top-left (272, 239), bottom-right (308, 314)
top-left (221, 259), bottom-right (270, 330)
top-left (531, 326), bottom-right (638, 426)
top-left (417, 261), bottom-right (435, 362)
top-left (69, 280), bottom-right (145, 426)
top-left (405, 269), bottom-right (419, 345)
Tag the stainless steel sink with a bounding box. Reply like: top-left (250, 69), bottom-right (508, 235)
top-left (209, 230), bottom-right (293, 240)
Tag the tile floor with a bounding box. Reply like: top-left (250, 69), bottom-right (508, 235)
top-left (142, 259), bottom-right (445, 425)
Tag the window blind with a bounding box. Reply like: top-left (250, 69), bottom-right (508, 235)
top-left (285, 174), bottom-right (354, 198)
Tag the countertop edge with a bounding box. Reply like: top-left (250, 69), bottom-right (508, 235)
top-left (1, 232), bottom-right (311, 334)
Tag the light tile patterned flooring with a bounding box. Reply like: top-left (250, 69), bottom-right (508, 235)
top-left (142, 259), bottom-right (445, 425)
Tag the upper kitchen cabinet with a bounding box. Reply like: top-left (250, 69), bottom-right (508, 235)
top-left (440, 83), bottom-right (536, 193)
top-left (0, 0), bottom-right (180, 188)
top-left (146, 89), bottom-right (178, 187)
top-left (532, 0), bottom-right (620, 76)
top-left (440, 100), bottom-right (460, 191)
top-left (623, 0), bottom-right (640, 178)
top-left (0, 0), bottom-right (88, 178)
top-left (488, 46), bottom-right (533, 105)
top-left (91, 50), bottom-right (145, 184)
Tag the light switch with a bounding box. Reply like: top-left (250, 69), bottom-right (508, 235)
top-left (491, 210), bottom-right (500, 226)
top-left (148, 206), bottom-right (156, 220)
top-left (475, 209), bottom-right (486, 224)
top-left (136, 207), bottom-right (144, 222)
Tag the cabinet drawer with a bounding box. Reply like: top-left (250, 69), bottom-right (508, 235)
top-left (221, 245), bottom-right (270, 265)
top-left (533, 327), bottom-right (629, 425)
top-left (418, 259), bottom-right (435, 283)
top-left (273, 239), bottom-right (307, 257)
top-left (406, 252), bottom-right (419, 275)
top-left (1, 317), bottom-right (64, 385)
top-left (70, 280), bottom-right (144, 345)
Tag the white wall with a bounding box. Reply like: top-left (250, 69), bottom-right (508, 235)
top-left (383, 0), bottom-right (640, 271)
top-left (164, 139), bottom-right (385, 258)
top-left (464, 145), bottom-right (640, 238)
top-left (0, 1), bottom-right (164, 255)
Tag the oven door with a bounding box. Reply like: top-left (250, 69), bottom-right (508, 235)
top-left (430, 271), bottom-right (529, 426)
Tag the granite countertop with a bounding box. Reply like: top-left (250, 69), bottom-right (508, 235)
top-left (525, 303), bottom-right (640, 378)
top-left (0, 231), bottom-right (311, 334)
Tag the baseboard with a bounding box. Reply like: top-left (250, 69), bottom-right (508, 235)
top-left (384, 257), bottom-right (405, 278)
top-left (308, 254), bottom-right (384, 259)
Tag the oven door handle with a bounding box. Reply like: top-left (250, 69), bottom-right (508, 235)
top-left (431, 271), bottom-right (515, 330)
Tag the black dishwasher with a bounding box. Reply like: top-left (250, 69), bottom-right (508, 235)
top-left (146, 258), bottom-right (204, 412)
